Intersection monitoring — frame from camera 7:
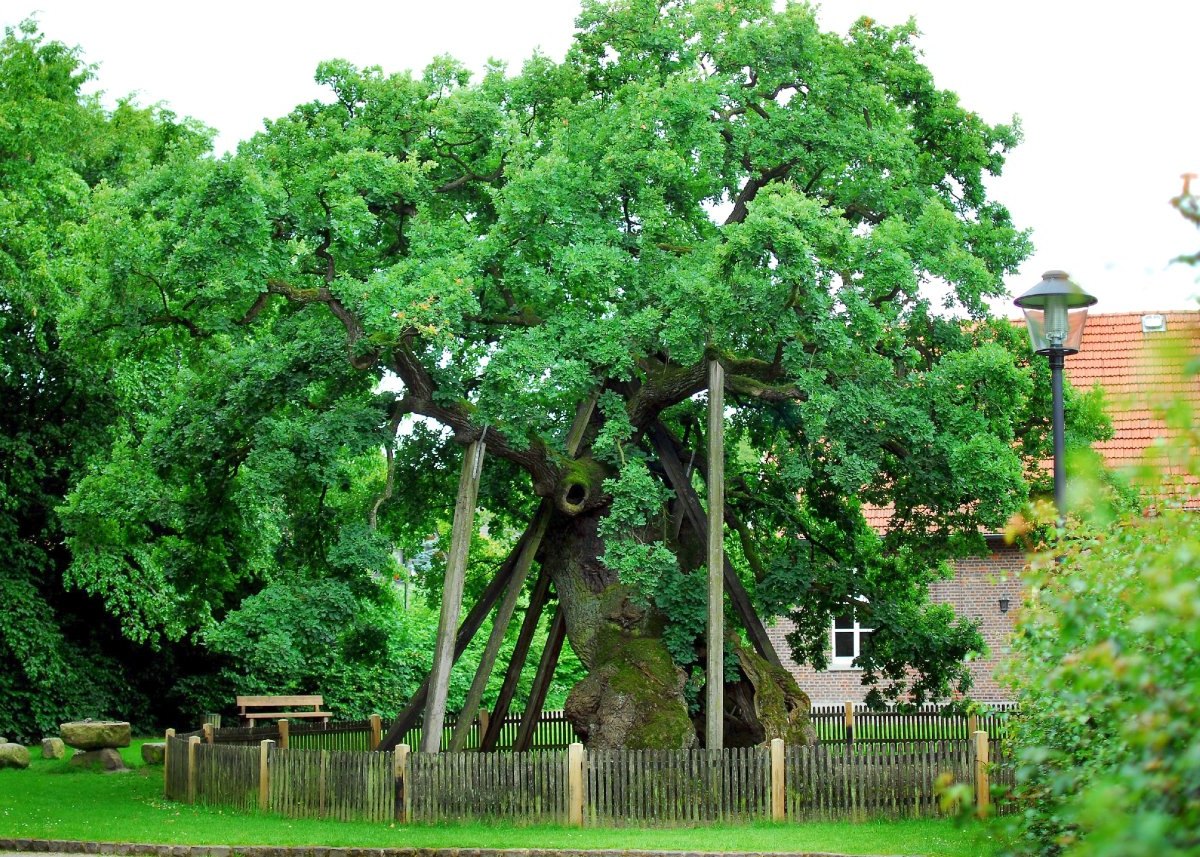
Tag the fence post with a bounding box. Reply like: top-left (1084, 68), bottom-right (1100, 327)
top-left (567, 742), bottom-right (585, 827)
top-left (186, 735), bottom-right (199, 804)
top-left (163, 728), bottom-right (175, 798)
top-left (258, 739), bottom-right (274, 811)
top-left (770, 738), bottom-right (785, 821)
top-left (278, 718), bottom-right (289, 749)
top-left (973, 730), bottom-right (990, 817)
top-left (202, 722), bottom-right (214, 745)
top-left (845, 701), bottom-right (855, 748)
top-left (369, 714), bottom-right (382, 751)
top-left (394, 744), bottom-right (410, 823)
top-left (968, 712), bottom-right (979, 738)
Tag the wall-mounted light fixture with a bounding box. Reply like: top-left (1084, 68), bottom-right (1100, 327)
top-left (999, 597), bottom-right (1011, 614)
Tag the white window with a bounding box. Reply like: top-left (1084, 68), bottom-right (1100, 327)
top-left (829, 609), bottom-right (874, 670)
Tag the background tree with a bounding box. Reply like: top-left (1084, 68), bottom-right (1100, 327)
top-left (0, 20), bottom-right (217, 740)
top-left (60, 0), bottom-right (1063, 748)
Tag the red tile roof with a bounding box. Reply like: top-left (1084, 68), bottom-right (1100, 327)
top-left (1065, 311), bottom-right (1200, 473)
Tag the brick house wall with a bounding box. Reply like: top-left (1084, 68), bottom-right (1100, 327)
top-left (767, 538), bottom-right (1026, 705)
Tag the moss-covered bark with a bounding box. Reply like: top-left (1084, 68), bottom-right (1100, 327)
top-left (541, 506), bottom-right (697, 749)
top-left (541, 499), bottom-right (815, 749)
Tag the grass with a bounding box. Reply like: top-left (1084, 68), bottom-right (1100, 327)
top-left (0, 739), bottom-right (1006, 857)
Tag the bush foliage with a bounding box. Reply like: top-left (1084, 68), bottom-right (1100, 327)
top-left (1005, 186), bottom-right (1200, 854)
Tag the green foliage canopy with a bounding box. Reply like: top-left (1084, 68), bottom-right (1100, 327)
top-left (40, 1), bottom-right (1089, 718)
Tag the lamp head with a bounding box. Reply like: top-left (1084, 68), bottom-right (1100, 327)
top-left (1014, 270), bottom-right (1097, 355)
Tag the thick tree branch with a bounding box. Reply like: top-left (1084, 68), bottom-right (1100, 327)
top-left (263, 279), bottom-right (380, 370)
top-left (386, 345), bottom-right (560, 495)
top-left (724, 161), bottom-right (797, 226)
top-left (435, 163), bottom-right (503, 194)
top-left (236, 292), bottom-right (274, 326)
top-left (370, 398), bottom-right (415, 530)
top-left (625, 352), bottom-right (808, 430)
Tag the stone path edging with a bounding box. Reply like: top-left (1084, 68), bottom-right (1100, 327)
top-left (0, 840), bottom-right (906, 857)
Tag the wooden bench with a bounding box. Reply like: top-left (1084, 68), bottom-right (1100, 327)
top-left (237, 695), bottom-right (331, 726)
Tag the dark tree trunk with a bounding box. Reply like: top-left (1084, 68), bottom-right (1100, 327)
top-left (538, 473), bottom-right (816, 749)
top-left (542, 507), bottom-right (697, 749)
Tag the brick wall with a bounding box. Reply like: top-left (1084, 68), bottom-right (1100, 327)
top-left (768, 538), bottom-right (1026, 705)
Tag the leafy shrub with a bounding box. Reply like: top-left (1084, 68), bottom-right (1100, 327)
top-left (1004, 338), bottom-right (1200, 855)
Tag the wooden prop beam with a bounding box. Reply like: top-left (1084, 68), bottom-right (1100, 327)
top-left (706, 359), bottom-right (726, 750)
top-left (448, 392), bottom-right (597, 752)
top-left (479, 565), bottom-right (554, 751)
top-left (448, 506), bottom-right (550, 751)
top-left (647, 421), bottom-right (783, 668)
top-left (513, 604), bottom-right (567, 752)
top-left (422, 439), bottom-right (487, 753)
top-left (377, 528), bottom-right (529, 751)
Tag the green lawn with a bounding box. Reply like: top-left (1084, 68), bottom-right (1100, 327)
top-left (0, 740), bottom-right (1005, 857)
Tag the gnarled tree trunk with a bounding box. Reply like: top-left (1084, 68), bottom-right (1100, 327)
top-left (540, 473), bottom-right (815, 749)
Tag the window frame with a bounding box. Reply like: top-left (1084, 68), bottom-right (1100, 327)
top-left (828, 608), bottom-right (874, 671)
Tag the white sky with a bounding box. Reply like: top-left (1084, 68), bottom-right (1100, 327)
top-left (17, 0), bottom-right (1200, 314)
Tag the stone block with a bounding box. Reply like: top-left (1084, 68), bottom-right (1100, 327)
top-left (141, 742), bottom-right (165, 764)
top-left (68, 748), bottom-right (128, 771)
top-left (0, 743), bottom-right (31, 768)
top-left (41, 737), bottom-right (65, 759)
top-left (60, 720), bottom-right (131, 750)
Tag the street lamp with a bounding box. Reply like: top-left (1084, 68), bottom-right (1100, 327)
top-left (1014, 270), bottom-right (1097, 516)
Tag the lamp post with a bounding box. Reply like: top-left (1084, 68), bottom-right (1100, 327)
top-left (1014, 270), bottom-right (1097, 516)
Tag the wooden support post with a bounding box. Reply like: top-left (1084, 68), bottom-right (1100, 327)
top-left (278, 718), bottom-right (289, 749)
top-left (369, 714), bottom-right (382, 751)
top-left (706, 359), bottom-right (725, 751)
top-left (968, 712), bottom-right (979, 738)
top-left (514, 604), bottom-right (567, 752)
top-left (258, 739), bottom-right (274, 811)
top-left (647, 421), bottom-right (783, 667)
top-left (163, 728), bottom-right (175, 798)
top-left (451, 505), bottom-right (551, 751)
top-left (567, 742), bottom-right (585, 826)
top-left (451, 394), bottom-right (594, 752)
top-left (394, 744), bottom-right (411, 823)
top-left (480, 565), bottom-right (553, 751)
top-left (973, 730), bottom-right (990, 817)
top-left (186, 735), bottom-right (199, 804)
top-left (202, 722), bottom-right (214, 745)
top-left (423, 440), bottom-right (487, 754)
top-left (770, 737), bottom-right (785, 821)
top-left (477, 709), bottom-right (490, 746)
top-left (845, 701), bottom-right (855, 749)
top-left (379, 530), bottom-right (529, 751)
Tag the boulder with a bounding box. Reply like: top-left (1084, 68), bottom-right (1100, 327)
top-left (41, 737), bottom-right (66, 759)
top-left (0, 743), bottom-right (31, 769)
top-left (68, 748), bottom-right (128, 771)
top-left (60, 720), bottom-right (131, 750)
top-left (141, 742), bottom-right (166, 764)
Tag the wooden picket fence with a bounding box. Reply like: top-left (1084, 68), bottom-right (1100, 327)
top-left (408, 748), bottom-right (569, 823)
top-left (165, 730), bottom-right (1008, 825)
top-left (788, 740), bottom-right (969, 818)
top-left (807, 702), bottom-right (1018, 745)
top-left (587, 746), bottom-right (771, 824)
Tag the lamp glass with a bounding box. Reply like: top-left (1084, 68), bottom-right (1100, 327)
top-left (1021, 304), bottom-right (1090, 355)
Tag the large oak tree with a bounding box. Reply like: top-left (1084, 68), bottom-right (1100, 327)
top-left (62, 1), bottom-right (1062, 747)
